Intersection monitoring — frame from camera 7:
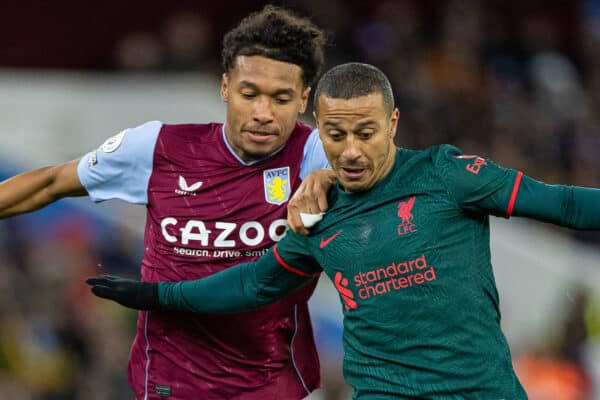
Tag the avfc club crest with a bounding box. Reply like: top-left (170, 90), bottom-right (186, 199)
top-left (263, 167), bottom-right (291, 205)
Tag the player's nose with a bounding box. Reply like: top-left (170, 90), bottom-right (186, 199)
top-left (252, 96), bottom-right (274, 124)
top-left (340, 135), bottom-right (363, 161)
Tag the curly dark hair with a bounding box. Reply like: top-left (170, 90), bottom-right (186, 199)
top-left (222, 5), bottom-right (327, 87)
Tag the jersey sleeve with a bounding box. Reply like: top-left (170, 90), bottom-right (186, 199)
top-left (512, 175), bottom-right (600, 229)
top-left (299, 129), bottom-right (330, 179)
top-left (433, 144), bottom-right (522, 217)
top-left (77, 120), bottom-right (162, 204)
top-left (158, 235), bottom-right (320, 313)
top-left (272, 229), bottom-right (323, 277)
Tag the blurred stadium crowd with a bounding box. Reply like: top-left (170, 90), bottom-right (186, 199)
top-left (1, 0), bottom-right (600, 398)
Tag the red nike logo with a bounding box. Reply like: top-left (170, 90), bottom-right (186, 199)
top-left (320, 230), bottom-right (343, 249)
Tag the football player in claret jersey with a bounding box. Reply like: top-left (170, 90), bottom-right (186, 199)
top-left (0, 6), bottom-right (334, 400)
top-left (88, 62), bottom-right (600, 399)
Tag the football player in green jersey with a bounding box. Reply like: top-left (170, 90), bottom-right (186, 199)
top-left (87, 63), bottom-right (600, 399)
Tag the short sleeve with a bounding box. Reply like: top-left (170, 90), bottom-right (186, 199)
top-left (433, 145), bottom-right (523, 217)
top-left (299, 129), bottom-right (330, 179)
top-left (77, 120), bottom-right (162, 204)
top-left (272, 230), bottom-right (322, 277)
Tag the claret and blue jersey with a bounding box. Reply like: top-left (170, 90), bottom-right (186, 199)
top-left (274, 145), bottom-right (528, 399)
top-left (76, 120), bottom-right (329, 400)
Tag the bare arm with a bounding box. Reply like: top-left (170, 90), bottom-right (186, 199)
top-left (0, 159), bottom-right (87, 218)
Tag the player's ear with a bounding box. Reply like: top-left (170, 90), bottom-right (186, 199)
top-left (221, 73), bottom-right (229, 102)
top-left (388, 108), bottom-right (400, 139)
top-left (299, 86), bottom-right (311, 113)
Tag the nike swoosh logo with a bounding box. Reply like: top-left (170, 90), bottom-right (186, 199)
top-left (320, 230), bottom-right (343, 249)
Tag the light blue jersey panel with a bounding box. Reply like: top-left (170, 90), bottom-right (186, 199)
top-left (299, 129), bottom-right (330, 179)
top-left (77, 120), bottom-right (162, 204)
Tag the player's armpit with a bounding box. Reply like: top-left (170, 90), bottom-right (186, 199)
top-left (0, 159), bottom-right (87, 218)
top-left (287, 168), bottom-right (336, 235)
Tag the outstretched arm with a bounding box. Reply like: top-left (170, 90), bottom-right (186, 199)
top-left (512, 175), bottom-right (600, 229)
top-left (0, 160), bottom-right (87, 218)
top-left (87, 247), bottom-right (317, 313)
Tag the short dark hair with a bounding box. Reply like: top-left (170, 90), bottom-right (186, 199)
top-left (221, 5), bottom-right (327, 87)
top-left (313, 63), bottom-right (395, 116)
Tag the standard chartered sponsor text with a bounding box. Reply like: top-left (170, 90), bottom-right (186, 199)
top-left (353, 254), bottom-right (437, 299)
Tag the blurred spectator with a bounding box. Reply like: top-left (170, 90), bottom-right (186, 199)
top-left (514, 288), bottom-right (594, 400)
top-left (0, 214), bottom-right (139, 399)
top-left (113, 32), bottom-right (164, 70)
top-left (514, 354), bottom-right (592, 400)
top-left (161, 11), bottom-right (216, 71)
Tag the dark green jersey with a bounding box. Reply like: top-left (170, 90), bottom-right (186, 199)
top-left (159, 144), bottom-right (600, 398)
top-left (275, 145), bottom-right (526, 399)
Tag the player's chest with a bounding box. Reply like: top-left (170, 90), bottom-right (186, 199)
top-left (147, 162), bottom-right (299, 214)
top-left (145, 163), bottom-right (298, 248)
top-left (314, 192), bottom-right (457, 311)
top-left (314, 192), bottom-right (455, 274)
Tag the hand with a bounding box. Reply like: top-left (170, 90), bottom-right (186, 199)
top-left (86, 275), bottom-right (160, 310)
top-left (287, 169), bottom-right (336, 235)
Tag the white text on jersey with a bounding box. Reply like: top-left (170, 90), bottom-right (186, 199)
top-left (160, 218), bottom-right (288, 248)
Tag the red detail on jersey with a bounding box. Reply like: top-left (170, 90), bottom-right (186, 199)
top-left (453, 154), bottom-right (478, 159)
top-left (334, 272), bottom-right (357, 311)
top-left (273, 244), bottom-right (317, 277)
top-left (319, 230), bottom-right (343, 249)
top-left (506, 171), bottom-right (524, 218)
top-left (397, 196), bottom-right (417, 236)
top-left (465, 157), bottom-right (487, 174)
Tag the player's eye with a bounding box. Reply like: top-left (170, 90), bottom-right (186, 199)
top-left (328, 130), bottom-right (345, 141)
top-left (275, 96), bottom-right (292, 104)
top-left (241, 92), bottom-right (256, 99)
top-left (358, 131), bottom-right (375, 140)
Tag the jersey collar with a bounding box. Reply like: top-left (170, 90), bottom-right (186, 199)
top-left (221, 124), bottom-right (286, 166)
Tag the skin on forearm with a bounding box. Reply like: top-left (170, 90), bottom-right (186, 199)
top-left (0, 159), bottom-right (87, 218)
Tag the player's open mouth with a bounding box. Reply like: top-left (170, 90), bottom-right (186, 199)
top-left (341, 167), bottom-right (366, 179)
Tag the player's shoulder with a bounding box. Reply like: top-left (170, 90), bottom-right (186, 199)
top-left (424, 144), bottom-right (473, 168)
top-left (392, 145), bottom-right (470, 180)
top-left (159, 122), bottom-right (223, 140)
top-left (427, 143), bottom-right (463, 159)
top-left (394, 145), bottom-right (459, 169)
top-left (292, 121), bottom-right (315, 143)
top-left (95, 120), bottom-right (162, 154)
top-left (295, 121), bottom-right (314, 134)
top-left (131, 120), bottom-right (163, 132)
top-left (425, 144), bottom-right (507, 183)
top-left (119, 120), bottom-right (162, 138)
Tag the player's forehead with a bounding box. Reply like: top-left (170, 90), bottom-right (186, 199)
top-left (228, 55), bottom-right (305, 93)
top-left (316, 93), bottom-right (387, 128)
